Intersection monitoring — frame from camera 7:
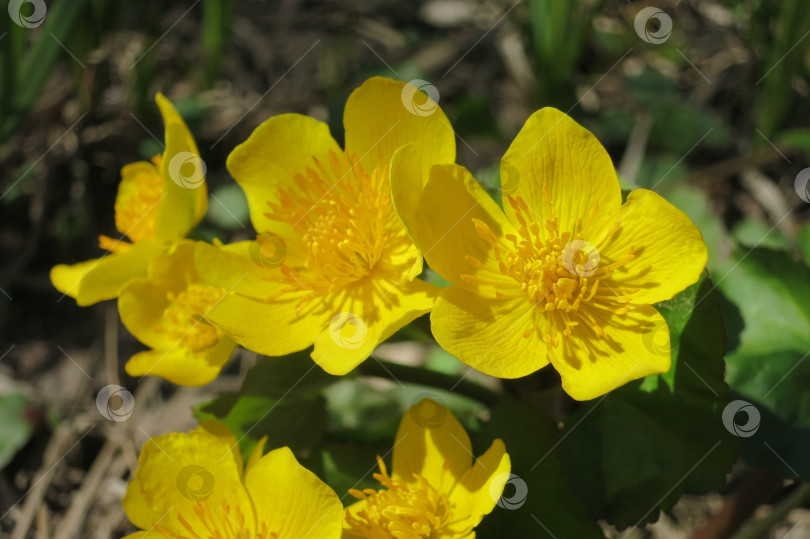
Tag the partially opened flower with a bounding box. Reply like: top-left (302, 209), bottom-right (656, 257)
top-left (123, 424), bottom-right (343, 538)
top-left (195, 77), bottom-right (455, 374)
top-left (392, 108), bottom-right (707, 400)
top-left (51, 93), bottom-right (207, 306)
top-left (118, 242), bottom-right (236, 386)
top-left (344, 399), bottom-right (510, 538)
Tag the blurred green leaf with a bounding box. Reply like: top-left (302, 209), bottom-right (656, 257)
top-left (720, 248), bottom-right (810, 479)
top-left (324, 378), bottom-right (486, 445)
top-left (798, 224), bottom-right (810, 264)
top-left (634, 154), bottom-right (688, 191)
top-left (424, 345), bottom-right (467, 376)
top-left (207, 183), bottom-right (250, 230)
top-left (193, 353), bottom-right (337, 460)
top-left (0, 393), bottom-right (36, 469)
top-left (0, 0), bottom-right (92, 140)
top-left (778, 128), bottom-right (810, 162)
top-left (754, 0), bottom-right (810, 137)
top-left (202, 0), bottom-right (234, 85)
top-left (320, 442), bottom-right (386, 498)
top-left (626, 70), bottom-right (729, 153)
top-left (557, 274), bottom-right (735, 528)
top-left (528, 0), bottom-right (592, 107)
top-left (476, 399), bottom-right (602, 539)
top-left (450, 95), bottom-right (499, 139)
top-left (731, 218), bottom-right (791, 251)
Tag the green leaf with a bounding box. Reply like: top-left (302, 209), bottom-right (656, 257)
top-left (320, 442), bottom-right (386, 499)
top-left (798, 224), bottom-right (810, 264)
top-left (625, 70), bottom-right (729, 153)
top-left (719, 248), bottom-right (810, 478)
top-left (206, 183), bottom-right (250, 230)
top-left (779, 128), bottom-right (810, 162)
top-left (557, 273), bottom-right (736, 528)
top-left (1, 0), bottom-right (92, 140)
top-left (193, 353), bottom-right (336, 460)
top-left (476, 399), bottom-right (602, 538)
top-left (0, 393), bottom-right (36, 469)
top-left (731, 218), bottom-right (791, 251)
top-left (754, 0), bottom-right (810, 137)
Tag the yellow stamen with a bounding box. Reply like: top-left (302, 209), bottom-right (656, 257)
top-left (261, 150), bottom-right (412, 308)
top-left (346, 456), bottom-right (472, 539)
top-left (155, 283), bottom-right (226, 351)
top-left (464, 189), bottom-right (636, 347)
top-left (98, 235), bottom-right (132, 253)
top-left (114, 155), bottom-right (163, 243)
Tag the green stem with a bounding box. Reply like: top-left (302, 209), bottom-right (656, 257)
top-left (357, 360), bottom-right (501, 407)
top-left (731, 482), bottom-right (810, 539)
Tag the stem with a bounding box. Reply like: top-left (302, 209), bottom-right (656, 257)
top-left (357, 360), bottom-right (501, 407)
top-left (731, 482), bottom-right (810, 539)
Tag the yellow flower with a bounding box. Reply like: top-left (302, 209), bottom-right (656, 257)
top-left (392, 108), bottom-right (708, 400)
top-left (50, 93), bottom-right (207, 306)
top-left (344, 399), bottom-right (510, 538)
top-left (118, 242), bottom-right (236, 386)
top-left (195, 77), bottom-right (456, 374)
top-left (123, 423), bottom-right (343, 538)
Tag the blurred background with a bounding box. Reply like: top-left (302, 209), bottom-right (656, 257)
top-left (2, 0), bottom-right (810, 537)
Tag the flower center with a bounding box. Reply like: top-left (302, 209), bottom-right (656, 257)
top-left (156, 283), bottom-right (226, 351)
top-left (462, 188), bottom-right (636, 347)
top-left (346, 457), bottom-right (464, 539)
top-left (162, 500), bottom-right (278, 539)
top-left (115, 155), bottom-right (164, 243)
top-left (262, 150), bottom-right (412, 300)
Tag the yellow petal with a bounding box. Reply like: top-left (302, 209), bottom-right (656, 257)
top-left (51, 240), bottom-right (166, 306)
top-left (447, 439), bottom-right (511, 534)
top-left (119, 242), bottom-right (235, 386)
top-left (124, 337), bottom-right (236, 386)
top-left (204, 293), bottom-right (326, 356)
top-left (310, 277), bottom-right (436, 375)
top-left (245, 436), bottom-right (268, 476)
top-left (596, 189), bottom-right (708, 305)
top-left (226, 113), bottom-right (342, 236)
top-left (118, 242), bottom-right (201, 349)
top-left (550, 304), bottom-right (671, 400)
top-left (393, 163), bottom-right (516, 296)
top-left (155, 93), bottom-right (208, 240)
top-left (198, 419), bottom-right (245, 476)
top-left (501, 107), bottom-right (621, 237)
top-left (122, 429), bottom-right (255, 536)
top-left (344, 77), bottom-right (455, 178)
top-left (392, 399), bottom-right (472, 486)
top-left (118, 277), bottom-right (174, 349)
top-left (194, 240), bottom-right (291, 300)
top-left (245, 446), bottom-right (343, 538)
top-left (389, 144), bottom-right (426, 280)
top-left (50, 259), bottom-right (102, 301)
top-left (431, 287), bottom-right (549, 378)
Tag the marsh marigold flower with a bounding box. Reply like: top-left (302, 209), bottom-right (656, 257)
top-left (195, 77), bottom-right (455, 374)
top-left (344, 399), bottom-right (510, 538)
top-left (392, 108), bottom-right (708, 400)
top-left (118, 242), bottom-right (236, 386)
top-left (51, 93), bottom-right (207, 306)
top-left (123, 424), bottom-right (342, 538)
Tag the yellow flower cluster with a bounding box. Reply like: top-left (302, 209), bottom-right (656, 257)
top-left (52, 76), bottom-right (707, 537)
top-left (123, 400), bottom-right (506, 538)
